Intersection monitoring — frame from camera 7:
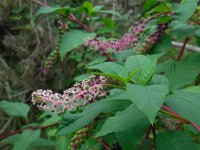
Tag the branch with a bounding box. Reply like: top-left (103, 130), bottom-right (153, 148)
top-left (172, 41), bottom-right (200, 53)
top-left (177, 37), bottom-right (190, 61)
top-left (172, 41), bottom-right (200, 52)
top-left (0, 122), bottom-right (59, 141)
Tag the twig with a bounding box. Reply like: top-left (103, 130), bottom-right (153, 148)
top-left (144, 125), bottom-right (152, 139)
top-left (172, 41), bottom-right (200, 52)
top-left (0, 117), bottom-right (13, 134)
top-left (30, 0), bottom-right (48, 7)
top-left (0, 122), bottom-right (59, 141)
top-left (177, 37), bottom-right (190, 61)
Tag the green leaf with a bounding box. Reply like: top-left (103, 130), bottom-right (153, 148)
top-left (165, 90), bottom-right (200, 125)
top-left (86, 56), bottom-right (107, 67)
top-left (2, 134), bottom-right (20, 144)
top-left (165, 53), bottom-right (200, 91)
top-left (146, 3), bottom-right (170, 15)
top-left (101, 18), bottom-right (115, 29)
top-left (156, 131), bottom-right (198, 150)
top-left (0, 100), bottom-right (30, 119)
top-left (60, 30), bottom-right (96, 58)
top-left (83, 1), bottom-right (94, 15)
top-left (170, 21), bottom-right (197, 39)
top-left (156, 59), bottom-right (175, 74)
top-left (56, 135), bottom-right (71, 150)
top-left (57, 100), bottom-right (131, 135)
top-left (88, 62), bottom-right (128, 82)
top-left (40, 115), bottom-right (61, 126)
top-left (125, 55), bottom-right (156, 85)
top-left (95, 10), bottom-right (122, 18)
top-left (149, 75), bottom-right (169, 87)
top-left (127, 84), bottom-right (168, 124)
top-left (96, 105), bottom-right (149, 149)
top-left (171, 0), bottom-right (199, 22)
top-left (35, 7), bottom-right (70, 17)
top-left (74, 74), bottom-right (90, 82)
top-left (183, 86), bottom-right (200, 94)
top-left (143, 0), bottom-right (157, 12)
top-left (13, 130), bottom-right (41, 150)
top-left (31, 138), bottom-right (55, 147)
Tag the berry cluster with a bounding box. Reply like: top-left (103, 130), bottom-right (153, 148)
top-left (68, 122), bottom-right (96, 150)
top-left (43, 22), bottom-right (67, 75)
top-left (138, 24), bottom-right (167, 53)
top-left (84, 21), bottom-right (146, 53)
top-left (84, 19), bottom-right (167, 54)
top-left (31, 75), bottom-right (107, 113)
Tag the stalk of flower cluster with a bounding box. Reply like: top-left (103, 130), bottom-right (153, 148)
top-left (138, 24), bottom-right (167, 53)
top-left (84, 20), bottom-right (146, 53)
top-left (84, 19), bottom-right (167, 54)
top-left (43, 21), bottom-right (68, 75)
top-left (31, 75), bottom-right (107, 113)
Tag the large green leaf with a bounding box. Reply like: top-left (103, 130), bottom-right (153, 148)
top-left (13, 130), bottom-right (41, 150)
top-left (0, 100), bottom-right (30, 119)
top-left (60, 30), bottom-right (96, 58)
top-left (156, 131), bottom-right (197, 150)
top-left (171, 0), bottom-right (199, 22)
top-left (56, 135), bottom-right (71, 150)
top-left (146, 3), bottom-right (170, 15)
top-left (183, 86), bottom-right (200, 94)
top-left (165, 90), bottom-right (200, 125)
top-left (165, 53), bottom-right (200, 91)
top-left (40, 114), bottom-right (61, 126)
top-left (170, 21), bottom-right (197, 39)
top-left (125, 55), bottom-right (156, 85)
top-left (35, 7), bottom-right (70, 16)
top-left (83, 1), bottom-right (94, 15)
top-left (31, 138), bottom-right (55, 147)
top-left (127, 84), bottom-right (168, 124)
top-left (143, 0), bottom-right (157, 12)
top-left (57, 99), bottom-right (131, 135)
top-left (96, 105), bottom-right (149, 150)
top-left (88, 62), bottom-right (128, 82)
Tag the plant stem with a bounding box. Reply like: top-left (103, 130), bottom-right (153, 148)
top-left (177, 37), bottom-right (190, 61)
top-left (160, 105), bottom-right (200, 132)
top-left (96, 138), bottom-right (110, 150)
top-left (0, 122), bottom-right (59, 141)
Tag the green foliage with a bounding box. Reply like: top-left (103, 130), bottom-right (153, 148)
top-left (0, 100), bottom-right (30, 119)
top-left (125, 55), bottom-right (156, 85)
top-left (57, 99), bottom-right (131, 135)
top-left (1, 0), bottom-right (200, 149)
top-left (165, 53), bottom-right (200, 91)
top-left (156, 131), bottom-right (198, 150)
top-left (60, 30), bottom-right (96, 58)
top-left (13, 130), bottom-right (41, 150)
top-left (127, 84), bottom-right (168, 124)
top-left (166, 90), bottom-right (200, 125)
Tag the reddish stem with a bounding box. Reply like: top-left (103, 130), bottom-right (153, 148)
top-left (0, 122), bottom-right (59, 141)
top-left (161, 105), bottom-right (200, 132)
top-left (97, 138), bottom-right (110, 150)
top-left (68, 14), bottom-right (91, 32)
top-left (177, 37), bottom-right (190, 61)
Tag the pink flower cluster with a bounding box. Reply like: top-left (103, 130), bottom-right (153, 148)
top-left (84, 21), bottom-right (145, 53)
top-left (31, 75), bottom-right (107, 113)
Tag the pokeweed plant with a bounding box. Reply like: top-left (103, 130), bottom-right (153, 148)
top-left (1, 0), bottom-right (200, 150)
